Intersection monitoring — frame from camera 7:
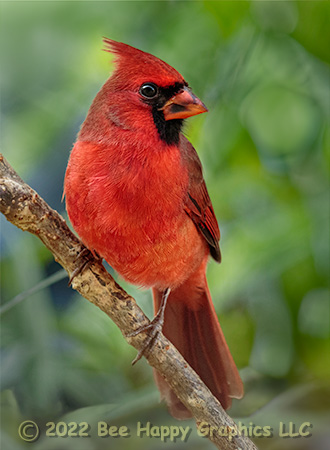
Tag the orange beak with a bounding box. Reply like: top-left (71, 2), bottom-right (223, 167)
top-left (160, 86), bottom-right (208, 120)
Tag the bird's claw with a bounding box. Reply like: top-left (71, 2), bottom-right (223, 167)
top-left (128, 288), bottom-right (171, 365)
top-left (130, 317), bottom-right (165, 365)
top-left (68, 247), bottom-right (101, 286)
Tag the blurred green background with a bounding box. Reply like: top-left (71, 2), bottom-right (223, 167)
top-left (1, 1), bottom-right (329, 450)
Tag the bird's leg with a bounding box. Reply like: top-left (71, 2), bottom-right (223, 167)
top-left (129, 288), bottom-right (171, 365)
top-left (68, 247), bottom-right (101, 286)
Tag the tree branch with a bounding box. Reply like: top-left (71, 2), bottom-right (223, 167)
top-left (0, 154), bottom-right (258, 450)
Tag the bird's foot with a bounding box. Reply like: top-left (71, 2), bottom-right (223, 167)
top-left (68, 247), bottom-right (101, 286)
top-left (128, 288), bottom-right (171, 365)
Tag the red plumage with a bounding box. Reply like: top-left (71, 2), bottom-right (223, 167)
top-left (64, 39), bottom-right (243, 418)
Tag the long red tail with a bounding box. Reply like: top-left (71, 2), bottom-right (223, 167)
top-left (153, 265), bottom-right (244, 419)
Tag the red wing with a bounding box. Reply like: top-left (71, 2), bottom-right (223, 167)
top-left (185, 180), bottom-right (221, 262)
top-left (181, 136), bottom-right (221, 263)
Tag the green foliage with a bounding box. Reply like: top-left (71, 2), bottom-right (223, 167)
top-left (1, 2), bottom-right (329, 450)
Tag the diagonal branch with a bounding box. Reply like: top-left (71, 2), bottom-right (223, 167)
top-left (0, 154), bottom-right (258, 450)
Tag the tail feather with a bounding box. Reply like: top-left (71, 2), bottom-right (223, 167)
top-left (153, 266), bottom-right (243, 419)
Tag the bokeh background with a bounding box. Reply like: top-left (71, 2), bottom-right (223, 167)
top-left (1, 1), bottom-right (329, 450)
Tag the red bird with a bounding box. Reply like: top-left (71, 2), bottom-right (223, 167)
top-left (64, 39), bottom-right (243, 418)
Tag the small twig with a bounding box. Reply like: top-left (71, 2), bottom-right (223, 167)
top-left (0, 154), bottom-right (258, 450)
top-left (0, 269), bottom-right (67, 315)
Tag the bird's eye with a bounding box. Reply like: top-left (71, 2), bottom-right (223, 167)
top-left (139, 83), bottom-right (158, 99)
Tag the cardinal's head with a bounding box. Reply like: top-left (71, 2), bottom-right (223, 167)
top-left (80, 38), bottom-right (208, 145)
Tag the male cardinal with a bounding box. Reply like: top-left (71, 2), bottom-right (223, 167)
top-left (64, 38), bottom-right (243, 419)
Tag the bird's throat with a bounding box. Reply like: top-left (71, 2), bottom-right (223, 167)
top-left (152, 108), bottom-right (183, 146)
